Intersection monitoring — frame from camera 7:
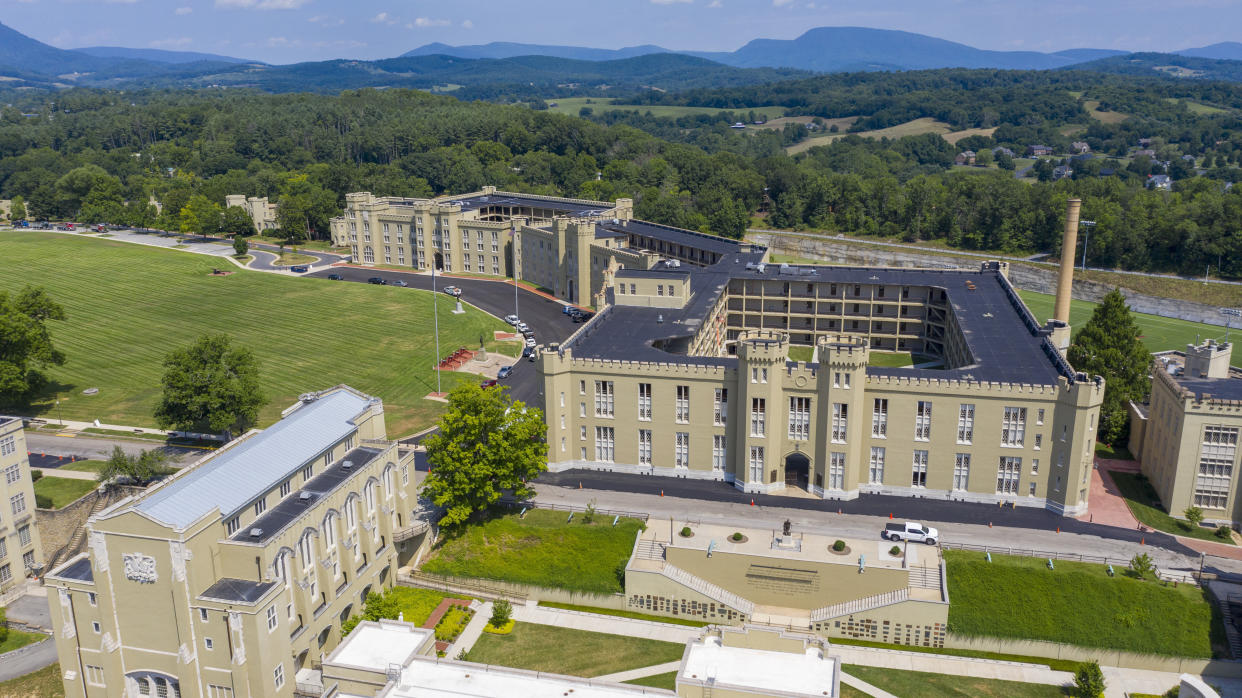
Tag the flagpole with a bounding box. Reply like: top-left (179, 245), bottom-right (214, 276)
top-left (432, 260), bottom-right (442, 395)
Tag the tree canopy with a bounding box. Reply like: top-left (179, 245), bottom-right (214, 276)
top-left (97, 445), bottom-right (175, 486)
top-left (1066, 289), bottom-right (1152, 445)
top-left (0, 285), bottom-right (66, 403)
top-left (153, 333), bottom-right (265, 437)
top-left (421, 383), bottom-right (548, 528)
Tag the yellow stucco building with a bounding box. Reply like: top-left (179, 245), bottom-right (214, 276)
top-left (0, 416), bottom-right (44, 594)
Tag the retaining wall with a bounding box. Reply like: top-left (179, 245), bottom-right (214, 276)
top-left (36, 485), bottom-right (145, 571)
top-left (750, 232), bottom-right (1234, 328)
top-left (406, 572), bottom-right (628, 610)
top-left (944, 633), bottom-right (1242, 676)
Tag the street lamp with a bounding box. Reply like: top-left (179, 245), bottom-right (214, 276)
top-left (432, 262), bottom-right (442, 396)
top-left (1079, 219), bottom-right (1096, 270)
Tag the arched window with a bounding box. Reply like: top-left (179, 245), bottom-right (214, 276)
top-left (129, 672), bottom-right (180, 698)
top-left (273, 550), bottom-right (292, 586)
top-left (322, 513), bottom-right (338, 549)
top-left (363, 246), bottom-right (374, 263)
top-left (364, 481), bottom-right (376, 515)
top-left (298, 531), bottom-right (315, 572)
top-left (345, 496), bottom-right (358, 531)
top-left (382, 465), bottom-right (395, 499)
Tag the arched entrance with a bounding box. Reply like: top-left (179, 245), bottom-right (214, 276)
top-left (434, 252), bottom-right (444, 271)
top-left (784, 452), bottom-right (810, 490)
top-left (567, 279), bottom-right (575, 303)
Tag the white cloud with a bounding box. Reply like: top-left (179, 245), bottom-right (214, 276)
top-left (708, 0), bottom-right (722, 6)
top-left (216, 0), bottom-right (310, 9)
top-left (461, 19), bottom-right (473, 29)
top-left (149, 37), bottom-right (193, 49)
top-left (773, 0), bottom-right (794, 5)
top-left (650, 0), bottom-right (692, 4)
top-left (409, 17), bottom-right (450, 28)
top-left (371, 11), bottom-right (395, 24)
top-left (308, 15), bottom-right (344, 26)
top-left (264, 36), bottom-right (302, 47)
top-left (313, 39), bottom-right (367, 48)
top-left (175, 6), bottom-right (193, 14)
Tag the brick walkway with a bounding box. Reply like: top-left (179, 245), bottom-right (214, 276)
top-left (422, 598), bottom-right (473, 654)
top-left (1077, 460), bottom-right (1141, 529)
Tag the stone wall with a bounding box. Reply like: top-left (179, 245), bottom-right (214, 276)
top-left (944, 633), bottom-right (1242, 676)
top-left (750, 232), bottom-right (1234, 328)
top-left (36, 485), bottom-right (144, 572)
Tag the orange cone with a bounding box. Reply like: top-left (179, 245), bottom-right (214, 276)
top-left (889, 512), bottom-right (893, 519)
top-left (578, 482), bottom-right (582, 489)
top-left (989, 522), bottom-right (993, 528)
top-left (660, 490), bottom-right (664, 497)
top-left (1141, 537), bottom-right (1145, 546)
top-left (750, 499), bottom-right (755, 506)
top-left (1056, 527), bottom-right (1060, 534)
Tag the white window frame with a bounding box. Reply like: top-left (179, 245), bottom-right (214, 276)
top-left (911, 450), bottom-right (928, 488)
top-left (871, 399), bottom-right (887, 437)
top-left (957, 403), bottom-right (974, 444)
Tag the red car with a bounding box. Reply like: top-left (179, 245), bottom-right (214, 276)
top-left (480, 379), bottom-right (498, 389)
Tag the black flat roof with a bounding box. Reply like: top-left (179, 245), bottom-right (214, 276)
top-left (1174, 377), bottom-right (1242, 401)
top-left (199, 578), bottom-right (276, 605)
top-left (596, 219), bottom-right (752, 256)
top-left (50, 555), bottom-right (93, 583)
top-left (229, 447), bottom-right (383, 545)
top-left (451, 194), bottom-right (611, 217)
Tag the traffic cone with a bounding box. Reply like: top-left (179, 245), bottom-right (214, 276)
top-left (660, 490), bottom-right (664, 497)
top-left (578, 482), bottom-right (582, 489)
top-left (1056, 527), bottom-right (1060, 534)
top-left (989, 522), bottom-right (993, 528)
top-left (750, 499), bottom-right (755, 506)
top-left (889, 512), bottom-right (893, 519)
top-left (1141, 537), bottom-right (1145, 546)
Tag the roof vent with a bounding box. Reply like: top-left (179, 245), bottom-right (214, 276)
top-left (342, 460), bottom-right (354, 469)
top-left (298, 393), bottom-right (317, 403)
top-left (249, 528), bottom-right (263, 537)
top-left (299, 491), bottom-right (313, 501)
top-left (657, 314), bottom-right (664, 324)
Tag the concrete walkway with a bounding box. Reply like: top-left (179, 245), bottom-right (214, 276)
top-left (512, 603), bottom-right (702, 644)
top-left (833, 644), bottom-right (1073, 687)
top-left (594, 660), bottom-right (682, 683)
top-left (839, 672), bottom-right (900, 698)
top-left (446, 601), bottom-right (492, 658)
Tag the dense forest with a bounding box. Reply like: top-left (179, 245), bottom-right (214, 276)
top-left (1, 67), bottom-right (1241, 278)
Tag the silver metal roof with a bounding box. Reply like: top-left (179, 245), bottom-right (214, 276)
top-left (135, 389), bottom-right (375, 529)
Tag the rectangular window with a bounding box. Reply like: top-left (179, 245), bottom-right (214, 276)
top-left (3, 463), bottom-right (18, 484)
top-left (200, 608), bottom-right (208, 622)
top-left (997, 457), bottom-right (1022, 495)
top-left (595, 427), bottom-right (615, 462)
top-left (872, 399), bottom-right (888, 437)
top-left (1001, 407), bottom-right (1027, 446)
top-left (675, 432), bottom-right (689, 468)
top-left (208, 686), bottom-right (234, 698)
top-left (869, 447), bottom-right (885, 484)
top-left (303, 464), bottom-right (313, 480)
top-left (831, 403), bottom-right (848, 443)
top-left (714, 389), bottom-right (728, 425)
top-left (1036, 408), bottom-right (1045, 425)
top-left (789, 397), bottom-right (811, 440)
top-left (1035, 433), bottom-right (1043, 450)
top-left (0, 564), bottom-right (9, 584)
top-left (594, 381), bottom-right (614, 417)
top-left (279, 480), bottom-right (291, 498)
top-left (0, 537), bottom-right (5, 560)
top-left (911, 451), bottom-right (928, 488)
top-left (957, 404), bottom-right (974, 443)
top-left (274, 664), bottom-right (285, 690)
top-left (953, 454), bottom-right (970, 491)
top-left (580, 426), bottom-right (586, 441)
top-left (749, 446), bottom-right (765, 483)
top-left (829, 452), bottom-right (845, 490)
top-left (17, 525), bottom-right (30, 547)
top-left (9, 493), bottom-right (24, 516)
top-left (675, 386), bottom-right (690, 423)
top-left (639, 430), bottom-right (652, 465)
top-left (1195, 426), bottom-right (1238, 508)
top-left (266, 606), bottom-right (278, 632)
top-left (85, 665), bottom-right (106, 686)
top-left (254, 499), bottom-right (266, 516)
top-left (638, 383), bottom-right (652, 421)
top-left (712, 435), bottom-right (726, 471)
top-left (0, 435), bottom-right (14, 455)
top-left (914, 401), bottom-right (932, 441)
top-left (750, 398), bottom-right (766, 437)
top-left (226, 516), bottom-right (239, 535)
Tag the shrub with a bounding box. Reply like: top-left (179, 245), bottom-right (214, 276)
top-left (35, 493), bottom-right (53, 509)
top-left (731, 532), bottom-right (743, 541)
top-left (0, 609), bottom-right (8, 644)
top-left (30, 469), bottom-right (42, 482)
top-left (680, 526), bottom-right (692, 537)
top-left (1129, 552), bottom-right (1154, 579)
top-left (1184, 506), bottom-right (1204, 528)
top-left (435, 606), bottom-right (472, 643)
top-left (489, 599), bottom-right (512, 628)
top-left (582, 499), bottom-right (596, 524)
top-left (832, 540), bottom-right (846, 552)
top-left (889, 545), bottom-right (902, 557)
top-left (1216, 525), bottom-right (1233, 540)
top-left (1074, 660), bottom-right (1106, 697)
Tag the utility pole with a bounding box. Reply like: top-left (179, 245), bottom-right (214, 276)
top-left (1078, 219), bottom-right (1096, 271)
top-left (432, 262), bottom-right (442, 395)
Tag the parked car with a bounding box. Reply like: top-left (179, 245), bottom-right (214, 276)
top-left (442, 285), bottom-right (462, 297)
top-left (515, 322), bottom-right (530, 334)
top-left (367, 277), bottom-right (386, 285)
top-left (521, 327), bottom-right (535, 338)
top-left (497, 366), bottom-right (513, 379)
top-left (391, 280), bottom-right (408, 287)
top-left (327, 273), bottom-right (343, 280)
top-left (504, 314), bottom-right (520, 325)
top-left (524, 336), bottom-right (537, 347)
top-left (562, 305), bottom-right (574, 315)
top-left (64, 223), bottom-right (75, 231)
top-left (290, 265), bottom-right (309, 273)
top-left (881, 522), bottom-right (939, 545)
top-left (480, 379), bottom-right (498, 389)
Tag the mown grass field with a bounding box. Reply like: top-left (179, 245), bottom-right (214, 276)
top-left (465, 623), bottom-right (685, 677)
top-left (0, 231), bottom-right (506, 435)
top-left (843, 665), bottom-right (1069, 698)
top-left (421, 508), bottom-right (645, 594)
top-left (1017, 290), bottom-right (1241, 368)
top-left (0, 663), bottom-right (63, 698)
top-left (33, 477), bottom-right (97, 509)
top-left (945, 550), bottom-right (1221, 657)
top-left (537, 601), bottom-right (709, 627)
top-left (788, 117), bottom-right (954, 155)
top-left (1110, 471), bottom-right (1234, 544)
top-left (623, 672), bottom-right (678, 689)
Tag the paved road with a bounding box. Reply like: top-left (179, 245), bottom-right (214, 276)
top-left (24, 433), bottom-right (200, 464)
top-left (0, 593), bottom-right (56, 682)
top-left (306, 265), bottom-right (578, 418)
top-left (246, 243), bottom-right (343, 271)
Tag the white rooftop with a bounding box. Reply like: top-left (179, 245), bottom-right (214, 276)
top-left (681, 636), bottom-right (837, 697)
top-left (134, 388), bottom-right (374, 528)
top-left (329, 621), bottom-right (431, 670)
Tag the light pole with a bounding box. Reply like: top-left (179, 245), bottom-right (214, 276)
top-left (1078, 219), bottom-right (1096, 270)
top-left (432, 262), bottom-right (442, 395)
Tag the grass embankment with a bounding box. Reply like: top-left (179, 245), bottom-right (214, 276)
top-left (1018, 290), bottom-right (1242, 368)
top-left (829, 637), bottom-right (1083, 673)
top-left (33, 477), bottom-right (97, 508)
top-left (537, 602), bottom-right (709, 627)
top-left (0, 662), bottom-right (63, 698)
top-left (843, 665), bottom-right (1069, 698)
top-left (1110, 472), bottom-right (1234, 545)
top-left (421, 509), bottom-right (644, 594)
top-left (623, 672), bottom-right (678, 690)
top-left (945, 550), bottom-right (1222, 657)
top-left (248, 235), bottom-right (345, 253)
top-left (1094, 443), bottom-right (1134, 461)
top-left (366, 587), bottom-right (469, 626)
top-left (465, 623), bottom-right (685, 677)
top-left (0, 231), bottom-right (505, 435)
top-left (0, 628), bottom-right (46, 655)
top-left (271, 251), bottom-right (319, 266)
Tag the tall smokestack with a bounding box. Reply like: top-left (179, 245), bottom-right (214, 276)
top-left (1054, 198), bottom-right (1081, 324)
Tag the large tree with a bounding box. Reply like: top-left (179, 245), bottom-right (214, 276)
top-left (0, 286), bottom-right (66, 403)
top-left (178, 194), bottom-right (223, 238)
top-left (221, 205), bottom-right (257, 238)
top-left (97, 446), bottom-right (174, 487)
top-left (153, 334), bottom-right (265, 438)
top-left (1066, 289), bottom-right (1152, 445)
top-left (422, 383), bottom-right (547, 528)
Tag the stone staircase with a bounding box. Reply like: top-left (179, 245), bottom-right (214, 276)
top-left (44, 493), bottom-right (110, 572)
top-left (907, 564), bottom-right (941, 590)
top-left (1221, 593), bottom-right (1242, 659)
top-left (659, 563), bottom-right (756, 616)
top-left (810, 588), bottom-right (909, 623)
top-left (633, 539), bottom-right (665, 562)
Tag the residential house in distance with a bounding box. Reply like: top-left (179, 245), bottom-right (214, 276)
top-left (1070, 141), bottom-right (1091, 154)
top-left (1139, 137), bottom-right (1153, 148)
top-left (1052, 165), bottom-right (1074, 181)
top-left (992, 147), bottom-right (1015, 158)
top-left (1137, 149), bottom-right (1158, 158)
top-left (1026, 144), bottom-right (1055, 156)
top-left (954, 150), bottom-right (977, 166)
top-left (0, 417), bottom-right (44, 594)
top-left (224, 194), bottom-right (280, 233)
top-left (43, 386), bottom-right (429, 698)
top-left (1148, 174), bottom-right (1173, 190)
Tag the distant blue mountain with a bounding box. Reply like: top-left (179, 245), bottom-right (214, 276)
top-left (1177, 42), bottom-right (1242, 61)
top-left (74, 46), bottom-right (256, 65)
top-left (1052, 48), bottom-right (1130, 63)
top-left (401, 42), bottom-right (670, 62)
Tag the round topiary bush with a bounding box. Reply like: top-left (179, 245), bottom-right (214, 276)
top-left (832, 540), bottom-right (846, 552)
top-left (731, 532), bottom-right (743, 541)
top-left (680, 526), bottom-right (693, 537)
top-left (1216, 525), bottom-right (1233, 540)
top-left (889, 545), bottom-right (902, 557)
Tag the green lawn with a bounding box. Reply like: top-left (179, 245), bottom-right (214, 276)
top-left (33, 477), bottom-right (97, 508)
top-left (464, 623), bottom-right (685, 677)
top-left (843, 665), bottom-right (1069, 698)
top-left (58, 460), bottom-right (107, 473)
top-left (1094, 442), bottom-right (1134, 461)
top-left (0, 662), bottom-right (64, 698)
top-left (367, 587), bottom-right (470, 626)
top-left (0, 628), bottom-right (46, 655)
top-left (421, 509), bottom-right (644, 594)
top-left (788, 345), bottom-right (815, 363)
top-left (0, 231), bottom-right (507, 436)
top-left (538, 602), bottom-right (709, 627)
top-left (1109, 472), bottom-right (1234, 544)
top-left (945, 550), bottom-right (1222, 657)
top-left (622, 672), bottom-right (677, 690)
top-left (1017, 290), bottom-right (1241, 368)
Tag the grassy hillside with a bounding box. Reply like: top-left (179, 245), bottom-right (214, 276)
top-left (0, 232), bottom-right (504, 435)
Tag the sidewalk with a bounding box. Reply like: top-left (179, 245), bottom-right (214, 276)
top-left (1078, 460), bottom-right (1141, 528)
top-left (594, 660), bottom-right (682, 683)
top-left (512, 603), bottom-right (702, 644)
top-left (446, 601), bottom-right (492, 658)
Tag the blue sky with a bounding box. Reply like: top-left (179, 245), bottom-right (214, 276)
top-left (2, 0), bottom-right (1239, 64)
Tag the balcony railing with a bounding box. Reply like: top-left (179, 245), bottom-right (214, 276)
top-left (393, 520), bottom-right (430, 543)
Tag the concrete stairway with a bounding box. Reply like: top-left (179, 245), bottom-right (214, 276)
top-left (659, 562), bottom-right (756, 616)
top-left (907, 564), bottom-right (941, 590)
top-left (810, 588), bottom-right (909, 623)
